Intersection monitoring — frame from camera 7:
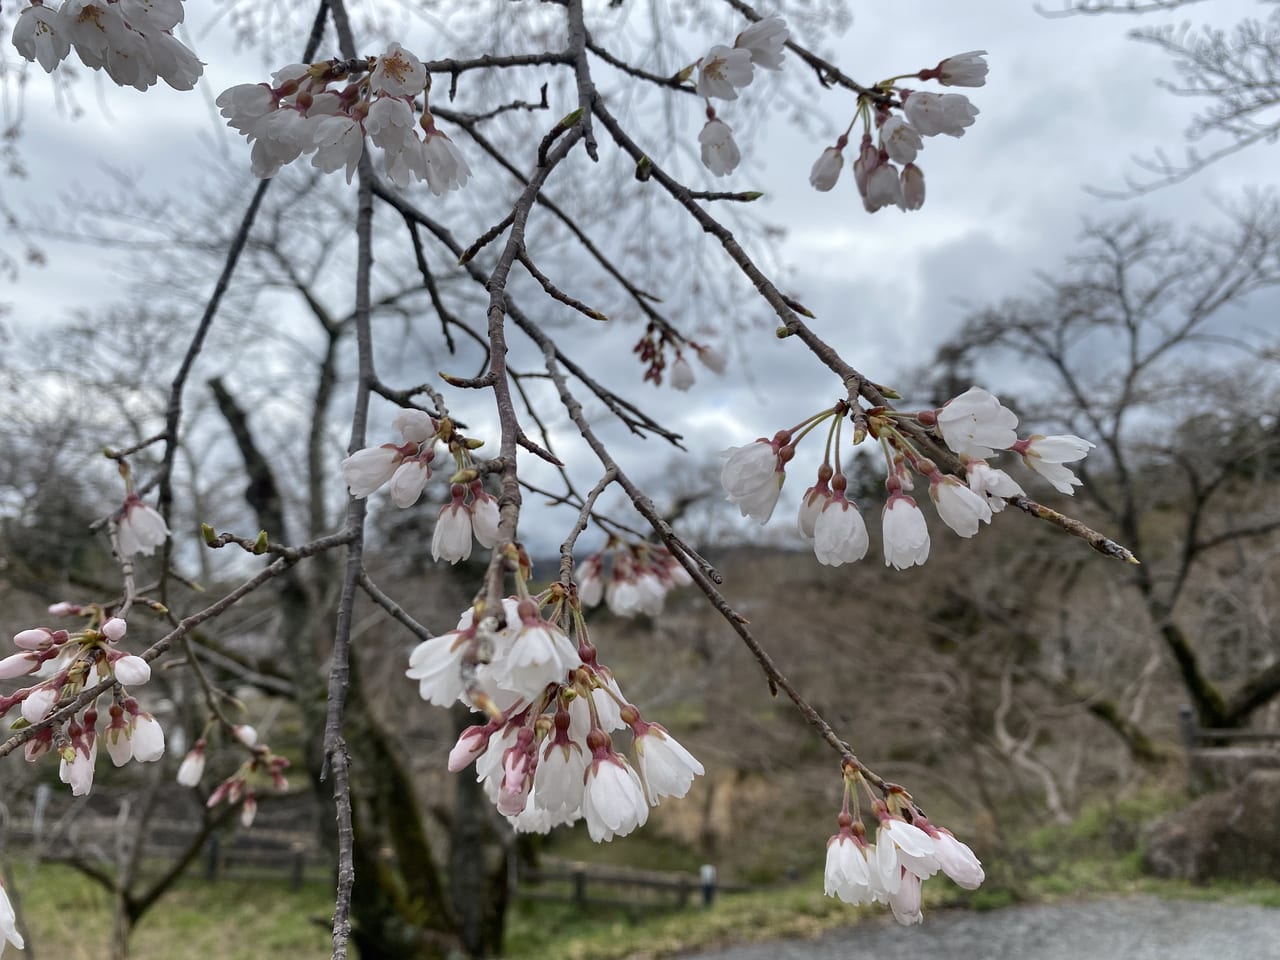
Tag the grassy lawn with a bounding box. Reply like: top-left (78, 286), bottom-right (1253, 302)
top-left (6, 866), bottom-right (333, 960)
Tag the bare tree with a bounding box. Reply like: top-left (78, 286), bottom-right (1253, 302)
top-left (940, 205), bottom-right (1280, 734)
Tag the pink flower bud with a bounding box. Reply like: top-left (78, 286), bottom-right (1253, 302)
top-left (13, 628), bottom-right (52, 650)
top-left (101, 617), bottom-right (127, 642)
top-left (0, 653), bottom-right (38, 680)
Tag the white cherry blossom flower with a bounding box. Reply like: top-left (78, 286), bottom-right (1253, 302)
top-left (406, 628), bottom-right (471, 706)
top-left (101, 617), bottom-right (127, 642)
top-left (216, 83), bottom-right (276, 136)
top-left (698, 118), bottom-right (740, 177)
top-left (824, 832), bottom-right (875, 905)
top-left (813, 495), bottom-right (869, 566)
top-left (901, 163), bottom-right (925, 210)
top-left (499, 609), bottom-right (581, 701)
top-left (433, 501), bottom-right (474, 564)
top-left (880, 116), bottom-right (922, 164)
top-left (131, 713), bottom-right (165, 762)
top-left (113, 655), bottom-right (151, 686)
top-left (422, 125), bottom-right (472, 195)
top-left (864, 161), bottom-right (902, 212)
top-left (312, 115), bottom-right (365, 183)
top-left (809, 146), bottom-right (844, 191)
top-left (341, 445), bottom-right (402, 498)
top-left (582, 753), bottom-right (649, 842)
top-left (118, 496), bottom-right (170, 557)
top-left (370, 42), bottom-right (427, 96)
top-left (60, 739), bottom-right (96, 796)
top-left (882, 493), bottom-right (930, 569)
top-left (734, 16), bottom-right (788, 70)
top-left (966, 459), bottom-right (1024, 512)
top-left (1015, 434), bottom-right (1095, 495)
top-left (22, 686), bottom-right (58, 724)
top-left (576, 554), bottom-right (605, 607)
top-left (12, 4), bottom-right (70, 72)
top-left (670, 356), bottom-right (695, 391)
top-left (889, 872), bottom-right (924, 925)
top-left (937, 50), bottom-right (989, 87)
top-left (696, 44), bottom-right (753, 100)
top-left (633, 726), bottom-right (704, 804)
top-left (470, 488), bottom-right (501, 548)
top-left (177, 743), bottom-right (206, 786)
top-left (695, 344), bottom-right (727, 374)
top-left (929, 474), bottom-right (993, 537)
top-left (535, 738), bottom-right (588, 815)
top-left (120, 0), bottom-right (185, 31)
top-left (148, 30), bottom-right (203, 91)
top-left (0, 878), bottom-right (24, 954)
top-left (388, 459), bottom-right (431, 508)
top-left (903, 91), bottom-right (979, 137)
top-left (935, 386), bottom-right (1019, 458)
top-left (392, 408), bottom-right (436, 444)
top-left (932, 829), bottom-right (985, 888)
top-left (234, 724), bottom-right (258, 747)
top-left (719, 440), bottom-right (783, 524)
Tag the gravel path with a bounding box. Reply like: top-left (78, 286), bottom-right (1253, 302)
top-left (678, 897), bottom-right (1280, 960)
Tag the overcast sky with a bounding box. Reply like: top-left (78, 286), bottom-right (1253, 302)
top-left (2, 0), bottom-right (1276, 552)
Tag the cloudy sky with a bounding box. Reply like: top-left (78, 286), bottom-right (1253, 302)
top-left (2, 0), bottom-right (1276, 552)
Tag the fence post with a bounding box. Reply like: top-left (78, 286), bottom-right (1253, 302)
top-left (291, 842), bottom-right (305, 891)
top-left (205, 833), bottom-right (220, 883)
top-left (1178, 705), bottom-right (1198, 752)
top-left (573, 867), bottom-right (587, 908)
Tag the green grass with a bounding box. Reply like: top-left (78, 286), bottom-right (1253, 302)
top-left (6, 864), bottom-right (332, 960)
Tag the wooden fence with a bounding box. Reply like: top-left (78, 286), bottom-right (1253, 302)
top-left (516, 857), bottom-right (749, 911)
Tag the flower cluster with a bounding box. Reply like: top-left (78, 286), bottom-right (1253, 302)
top-left (688, 17), bottom-right (789, 177)
top-left (11, 0), bottom-right (202, 91)
top-left (809, 51), bottom-right (987, 212)
top-left (634, 323), bottom-right (727, 391)
top-left (576, 540), bottom-right (692, 618)
top-left (1, 609), bottom-right (164, 796)
top-left (341, 409), bottom-right (500, 563)
top-left (409, 585), bottom-right (703, 839)
top-left (186, 726), bottom-right (291, 829)
top-left (216, 43), bottom-right (470, 189)
top-left (824, 798), bottom-right (984, 925)
top-left (721, 386), bottom-right (1094, 569)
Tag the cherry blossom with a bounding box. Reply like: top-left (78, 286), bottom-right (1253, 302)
top-left (0, 878), bottom-right (23, 954)
top-left (1014, 434), bottom-right (1095, 494)
top-left (902, 91), bottom-right (979, 137)
top-left (669, 355), bottom-right (696, 391)
top-left (813, 493), bottom-right (870, 566)
top-left (632, 724), bottom-right (704, 804)
top-left (880, 116), bottom-right (922, 164)
top-left (734, 16), bottom-right (789, 70)
top-left (177, 741), bottom-right (206, 787)
top-left (582, 747), bottom-right (649, 842)
top-left (432, 495), bottom-right (474, 564)
top-left (934, 386), bottom-right (1019, 458)
top-left (934, 50), bottom-right (989, 87)
top-left (698, 117), bottom-right (740, 177)
top-left (809, 145), bottom-right (844, 191)
top-left (719, 440), bottom-right (784, 523)
top-left (118, 494), bottom-right (170, 557)
top-left (929, 473), bottom-right (993, 537)
top-left (966, 459), bottom-right (1024, 512)
top-left (882, 493), bottom-right (931, 569)
top-left (901, 163), bottom-right (925, 210)
top-left (696, 44), bottom-right (754, 100)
